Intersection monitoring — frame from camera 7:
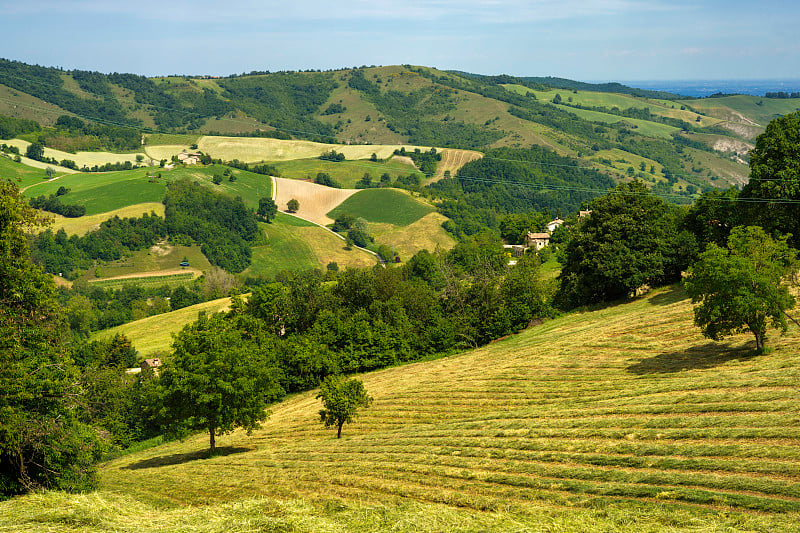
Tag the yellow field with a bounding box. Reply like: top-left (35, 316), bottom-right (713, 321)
top-left (92, 297), bottom-right (235, 356)
top-left (197, 136), bottom-right (429, 163)
top-left (5, 139), bottom-right (148, 168)
top-left (272, 176), bottom-right (358, 225)
top-left (369, 212), bottom-right (456, 258)
top-left (50, 202), bottom-right (165, 236)
top-left (294, 223), bottom-right (379, 268)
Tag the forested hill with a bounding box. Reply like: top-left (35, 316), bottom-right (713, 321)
top-left (2, 59), bottom-right (800, 194)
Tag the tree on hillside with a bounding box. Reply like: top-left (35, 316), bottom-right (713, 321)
top-left (685, 226), bottom-right (797, 352)
top-left (0, 179), bottom-right (105, 496)
top-left (317, 375), bottom-right (372, 439)
top-left (158, 313), bottom-right (284, 452)
top-left (555, 181), bottom-right (697, 308)
top-left (287, 198), bottom-right (299, 213)
top-left (25, 141), bottom-right (44, 161)
top-left (257, 197), bottom-right (278, 222)
top-left (740, 111), bottom-right (800, 247)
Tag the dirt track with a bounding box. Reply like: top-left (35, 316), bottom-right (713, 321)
top-left (273, 177), bottom-right (358, 225)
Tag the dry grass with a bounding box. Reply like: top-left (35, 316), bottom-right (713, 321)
top-left (272, 177), bottom-right (358, 225)
top-left (197, 136), bottom-right (429, 163)
top-left (427, 148), bottom-right (483, 184)
top-left (50, 202), bottom-right (165, 236)
top-left (143, 144), bottom-right (191, 161)
top-left (369, 212), bottom-right (456, 259)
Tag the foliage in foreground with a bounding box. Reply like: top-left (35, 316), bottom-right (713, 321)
top-left (686, 225), bottom-right (797, 351)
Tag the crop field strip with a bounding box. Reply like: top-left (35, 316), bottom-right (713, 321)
top-left (101, 284), bottom-right (800, 520)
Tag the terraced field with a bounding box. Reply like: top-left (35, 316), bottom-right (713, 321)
top-left (5, 285), bottom-right (800, 531)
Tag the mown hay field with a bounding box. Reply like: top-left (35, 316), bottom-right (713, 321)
top-left (269, 156), bottom-right (420, 189)
top-left (197, 136), bottom-right (429, 163)
top-left (5, 285), bottom-right (800, 531)
top-left (427, 148), bottom-right (483, 183)
top-left (327, 188), bottom-right (434, 226)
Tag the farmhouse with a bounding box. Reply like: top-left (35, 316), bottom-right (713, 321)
top-left (526, 232), bottom-right (551, 250)
top-left (141, 358), bottom-right (162, 375)
top-left (177, 152), bottom-right (202, 165)
top-left (546, 218), bottom-right (564, 232)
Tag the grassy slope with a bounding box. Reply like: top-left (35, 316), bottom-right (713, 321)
top-left (0, 153), bottom-right (51, 188)
top-left (51, 202), bottom-right (165, 236)
top-left (327, 188), bottom-right (434, 226)
top-left (92, 296), bottom-right (234, 356)
top-left (270, 157), bottom-right (421, 189)
top-left (21, 164), bottom-right (272, 214)
top-left (368, 212), bottom-right (456, 259)
top-left (9, 285), bottom-right (800, 531)
top-left (89, 245), bottom-right (211, 280)
top-left (683, 95), bottom-right (800, 128)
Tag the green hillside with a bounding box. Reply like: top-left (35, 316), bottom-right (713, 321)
top-left (6, 285), bottom-right (800, 531)
top-left (328, 188), bottom-right (434, 226)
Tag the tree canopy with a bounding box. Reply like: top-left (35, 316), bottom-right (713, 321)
top-left (317, 375), bottom-right (372, 439)
top-left (685, 226), bottom-right (797, 352)
top-left (555, 181), bottom-right (696, 308)
top-left (740, 111), bottom-right (800, 247)
top-left (158, 313), bottom-right (284, 452)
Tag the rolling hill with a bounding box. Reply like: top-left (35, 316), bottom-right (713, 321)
top-left (5, 284), bottom-right (800, 531)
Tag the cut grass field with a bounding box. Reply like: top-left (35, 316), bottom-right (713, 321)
top-left (246, 213), bottom-right (377, 279)
top-left (272, 176), bottom-right (358, 225)
top-left (328, 188), bottom-right (434, 226)
top-left (11, 284), bottom-right (800, 531)
top-left (270, 156), bottom-right (421, 189)
top-left (92, 296), bottom-right (235, 357)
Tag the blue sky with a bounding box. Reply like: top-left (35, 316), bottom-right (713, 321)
top-left (1, 0), bottom-right (798, 81)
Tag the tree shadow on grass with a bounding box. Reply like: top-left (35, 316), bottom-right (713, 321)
top-left (122, 446), bottom-right (251, 470)
top-left (646, 284), bottom-right (688, 306)
top-left (627, 341), bottom-right (758, 374)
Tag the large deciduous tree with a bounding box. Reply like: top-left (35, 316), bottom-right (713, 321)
top-left (158, 313), bottom-right (284, 452)
top-left (740, 111), bottom-right (800, 247)
top-left (555, 181), bottom-right (696, 308)
top-left (317, 375), bottom-right (372, 439)
top-left (685, 226), bottom-right (797, 352)
top-left (0, 179), bottom-right (104, 496)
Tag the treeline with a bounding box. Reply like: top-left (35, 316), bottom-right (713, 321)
top-left (0, 114), bottom-right (39, 139)
top-left (29, 192), bottom-right (86, 218)
top-left (430, 146), bottom-right (615, 237)
top-left (32, 214), bottom-right (167, 276)
top-left (164, 180), bottom-right (259, 273)
top-left (395, 146), bottom-right (441, 175)
top-left (48, 115), bottom-right (141, 152)
top-left (765, 91), bottom-right (800, 99)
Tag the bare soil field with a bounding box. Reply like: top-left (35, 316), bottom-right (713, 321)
top-left (273, 177), bottom-right (358, 225)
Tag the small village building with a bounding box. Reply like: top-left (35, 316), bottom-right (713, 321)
top-left (177, 152), bottom-right (202, 165)
top-left (546, 218), bottom-right (564, 233)
top-left (578, 210), bottom-right (593, 218)
top-left (503, 244), bottom-right (527, 257)
top-left (140, 358), bottom-right (162, 375)
top-left (526, 232), bottom-right (551, 250)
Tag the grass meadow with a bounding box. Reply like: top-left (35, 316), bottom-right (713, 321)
top-left (50, 203), bottom-right (165, 236)
top-left (93, 296), bottom-right (234, 356)
top-left (368, 212), bottom-right (456, 259)
top-left (683, 95), bottom-right (800, 129)
top-left (328, 188), bottom-right (434, 226)
top-left (1, 154), bottom-right (52, 189)
top-left (8, 284), bottom-right (800, 531)
top-left (269, 157), bottom-right (422, 188)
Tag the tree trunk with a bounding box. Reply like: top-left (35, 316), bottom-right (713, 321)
top-left (337, 421), bottom-right (343, 439)
top-left (754, 329), bottom-right (764, 352)
top-left (209, 426), bottom-right (216, 453)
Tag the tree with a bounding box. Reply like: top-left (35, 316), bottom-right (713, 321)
top-left (257, 197), bottom-right (278, 222)
top-left (25, 141), bottom-right (44, 161)
top-left (555, 181), bottom-right (696, 308)
top-left (685, 226), bottom-right (797, 352)
top-left (317, 375), bottom-right (372, 438)
top-left (158, 314), bottom-right (283, 452)
top-left (287, 198), bottom-right (299, 213)
top-left (0, 179), bottom-right (105, 496)
top-left (740, 111), bottom-right (800, 247)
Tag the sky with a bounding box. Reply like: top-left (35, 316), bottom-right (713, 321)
top-left (1, 0), bottom-right (798, 81)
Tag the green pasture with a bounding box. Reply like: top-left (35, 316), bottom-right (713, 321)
top-left (0, 154), bottom-right (51, 189)
top-left (328, 188), bottom-right (434, 226)
top-left (684, 94), bottom-right (800, 128)
top-left (246, 215), bottom-right (321, 279)
top-left (270, 157), bottom-right (422, 188)
top-left (552, 104), bottom-right (680, 138)
top-left (21, 164), bottom-right (272, 214)
top-left (88, 272), bottom-right (195, 291)
top-left (89, 245), bottom-right (210, 280)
